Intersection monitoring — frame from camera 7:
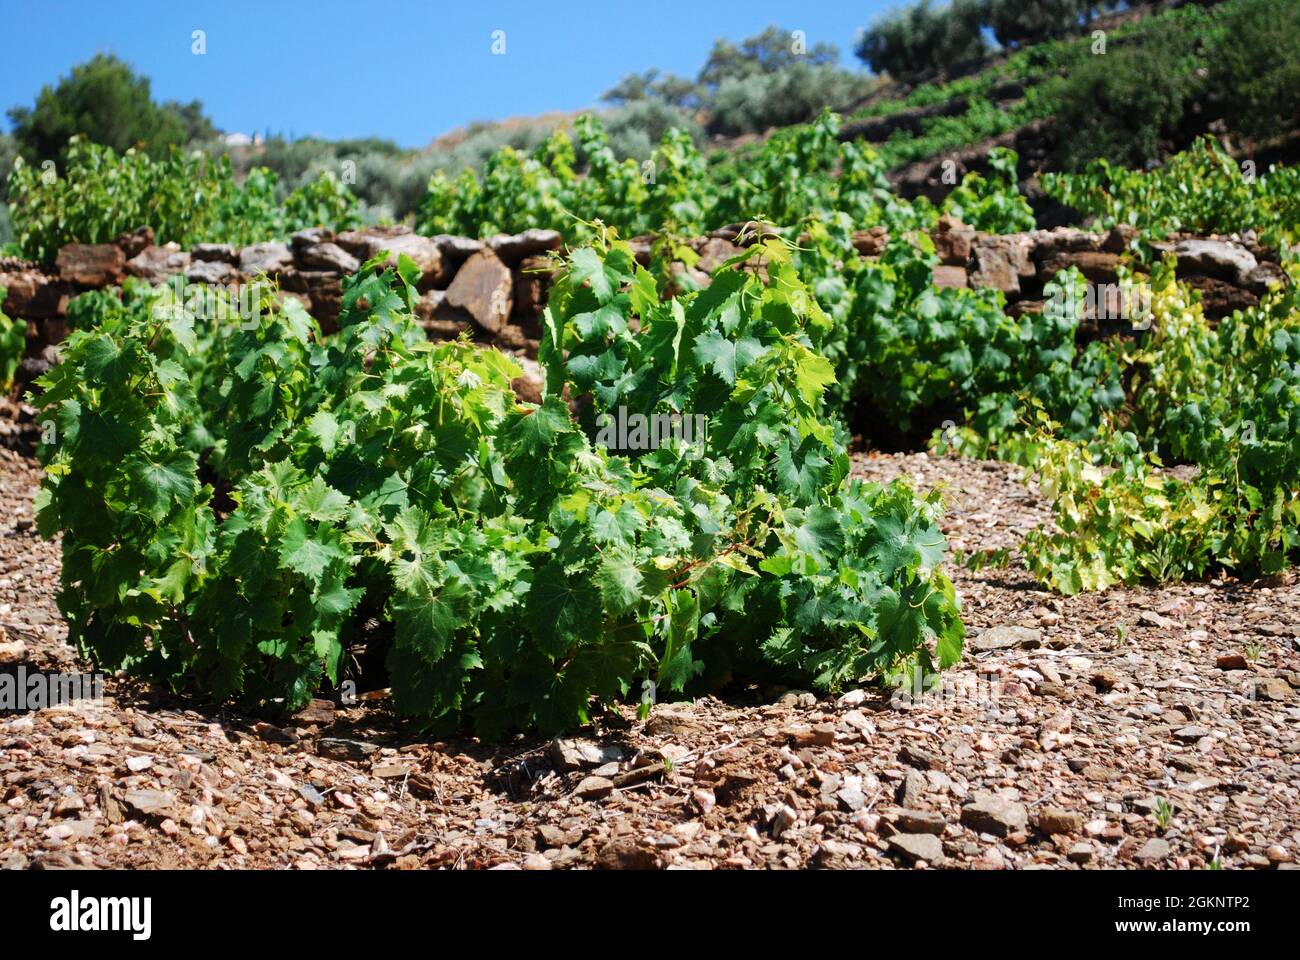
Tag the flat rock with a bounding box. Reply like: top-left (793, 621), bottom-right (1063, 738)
top-left (549, 738), bottom-right (624, 771)
top-left (431, 235), bottom-right (484, 261)
top-left (574, 776), bottom-right (615, 800)
top-left (122, 790), bottom-right (175, 818)
top-left (1037, 807), bottom-right (1084, 835)
top-left (239, 241), bottom-right (294, 276)
top-left (933, 265), bottom-right (968, 289)
top-left (290, 698), bottom-right (336, 727)
top-left (191, 243), bottom-right (238, 264)
top-left (1174, 239), bottom-right (1257, 286)
top-left (317, 737), bottom-right (378, 760)
top-left (961, 796), bottom-right (1028, 837)
top-left (445, 249), bottom-right (512, 333)
top-left (185, 259), bottom-right (238, 285)
top-left (126, 245), bottom-right (190, 284)
top-left (899, 744), bottom-right (940, 770)
top-left (897, 769), bottom-right (928, 806)
top-left (1134, 837), bottom-right (1171, 864)
top-left (337, 228), bottom-right (448, 288)
top-left (56, 243), bottom-right (125, 286)
top-left (888, 832), bottom-right (945, 865)
top-left (893, 808), bottom-right (946, 835)
top-left (296, 242), bottom-right (360, 275)
top-left (970, 625), bottom-right (1040, 652)
top-left (1252, 677), bottom-right (1293, 702)
top-left (836, 786), bottom-right (866, 812)
top-left (536, 824), bottom-right (583, 848)
top-left (290, 227), bottom-right (332, 250)
top-left (487, 229), bottom-right (563, 266)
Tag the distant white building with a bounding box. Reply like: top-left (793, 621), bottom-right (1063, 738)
top-left (221, 132), bottom-right (262, 146)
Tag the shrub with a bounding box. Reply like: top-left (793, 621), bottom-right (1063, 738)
top-left (6, 137), bottom-right (360, 262)
top-left (33, 244), bottom-right (964, 734)
top-left (856, 0), bottom-right (990, 82)
top-left (707, 64), bottom-right (874, 137)
top-left (1047, 27), bottom-right (1206, 170)
top-left (1209, 0), bottom-right (1300, 145)
top-left (7, 54), bottom-right (215, 166)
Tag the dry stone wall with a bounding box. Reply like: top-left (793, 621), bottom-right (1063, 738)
top-left (1, 217), bottom-right (1287, 388)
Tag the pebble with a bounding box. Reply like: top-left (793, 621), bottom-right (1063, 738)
top-left (971, 626), bottom-right (1041, 652)
top-left (888, 832), bottom-right (945, 865)
top-left (1134, 837), bottom-right (1171, 864)
top-left (961, 796), bottom-right (1028, 837)
top-left (1067, 842), bottom-right (1094, 864)
top-left (899, 744), bottom-right (939, 770)
top-left (1037, 807), bottom-right (1084, 835)
top-left (893, 809), bottom-right (946, 835)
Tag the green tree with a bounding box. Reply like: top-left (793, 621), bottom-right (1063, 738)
top-left (983, 0), bottom-right (1115, 49)
top-left (856, 0), bottom-right (990, 81)
top-left (1210, 0), bottom-right (1300, 145)
top-left (1050, 27), bottom-right (1205, 170)
top-left (698, 24), bottom-right (840, 91)
top-left (7, 54), bottom-right (215, 165)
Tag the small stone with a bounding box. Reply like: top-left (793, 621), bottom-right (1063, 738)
top-left (1037, 807), bottom-right (1084, 835)
top-left (771, 804), bottom-right (798, 838)
top-left (291, 698), bottom-right (336, 726)
top-left (537, 824), bottom-right (583, 848)
top-left (521, 853), bottom-right (552, 871)
top-left (297, 785), bottom-right (325, 808)
top-left (1215, 654), bottom-right (1249, 671)
top-left (893, 809), bottom-right (946, 835)
top-left (970, 625), bottom-right (1041, 653)
top-left (595, 839), bottom-right (659, 870)
top-left (1082, 764), bottom-right (1119, 783)
top-left (317, 737), bottom-right (379, 760)
top-left (122, 790), bottom-right (175, 818)
top-left (897, 769), bottom-right (927, 807)
top-left (888, 832), bottom-right (945, 865)
top-left (53, 795), bottom-right (84, 818)
top-left (1067, 842), bottom-right (1094, 864)
top-left (549, 738), bottom-right (624, 771)
top-left (960, 796), bottom-right (1028, 837)
top-left (899, 744), bottom-right (939, 770)
top-left (836, 787), bottom-right (866, 812)
top-left (790, 724), bottom-right (836, 747)
top-left (573, 776), bottom-right (615, 801)
top-left (1134, 837), bottom-right (1171, 864)
top-left (1252, 677), bottom-right (1293, 702)
top-left (1266, 844), bottom-right (1292, 864)
top-left (1090, 669), bottom-right (1118, 692)
top-left (837, 689), bottom-right (867, 707)
top-left (1173, 725), bottom-right (1211, 743)
top-left (126, 755), bottom-right (153, 772)
top-left (228, 835), bottom-right (248, 855)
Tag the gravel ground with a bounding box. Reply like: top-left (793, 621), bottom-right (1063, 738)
top-left (2, 447), bottom-right (1298, 870)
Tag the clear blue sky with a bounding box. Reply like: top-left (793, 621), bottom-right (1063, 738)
top-left (1, 0), bottom-right (892, 148)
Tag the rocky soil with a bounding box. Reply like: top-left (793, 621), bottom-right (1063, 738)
top-left (2, 447), bottom-right (1298, 870)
